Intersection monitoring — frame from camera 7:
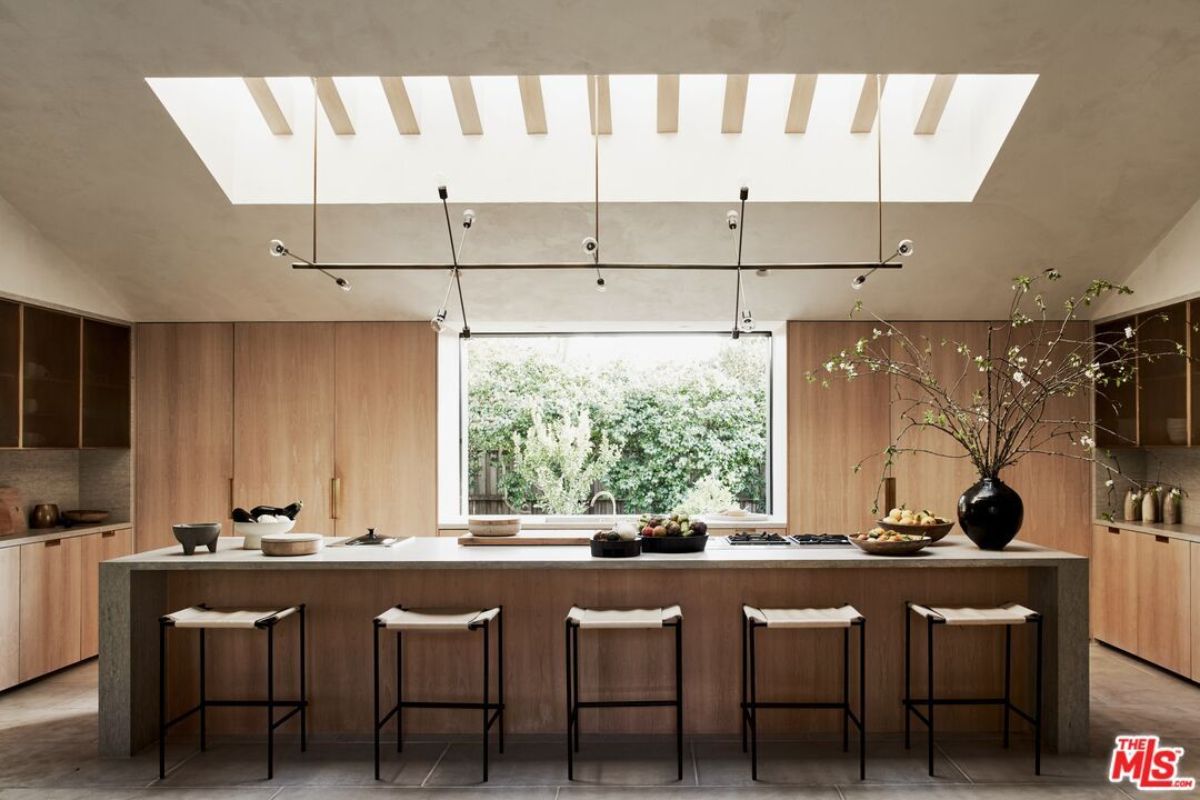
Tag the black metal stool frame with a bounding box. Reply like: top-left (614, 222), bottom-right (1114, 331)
top-left (564, 612), bottom-right (684, 781)
top-left (158, 603), bottom-right (307, 780)
top-left (373, 605), bottom-right (505, 782)
top-left (740, 606), bottom-right (866, 781)
top-left (903, 602), bottom-right (1043, 776)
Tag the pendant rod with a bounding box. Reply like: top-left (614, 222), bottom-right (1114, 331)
top-left (290, 261), bottom-right (906, 272)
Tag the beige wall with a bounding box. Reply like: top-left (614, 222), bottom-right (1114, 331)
top-left (0, 193), bottom-right (127, 320)
top-left (1099, 192), bottom-right (1200, 319)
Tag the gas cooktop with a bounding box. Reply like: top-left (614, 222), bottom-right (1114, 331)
top-left (725, 532), bottom-right (852, 546)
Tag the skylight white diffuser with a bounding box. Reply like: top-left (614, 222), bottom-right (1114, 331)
top-left (147, 73), bottom-right (1037, 205)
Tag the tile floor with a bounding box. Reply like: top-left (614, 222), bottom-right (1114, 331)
top-left (0, 643), bottom-right (1196, 799)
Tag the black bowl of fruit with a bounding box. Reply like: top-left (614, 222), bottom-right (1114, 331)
top-left (638, 514), bottom-right (709, 553)
top-left (590, 525), bottom-right (642, 558)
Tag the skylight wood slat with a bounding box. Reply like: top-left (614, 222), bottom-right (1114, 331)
top-left (517, 75), bottom-right (547, 134)
top-left (721, 74), bottom-right (749, 133)
top-left (448, 76), bottom-right (482, 135)
top-left (851, 74), bottom-right (888, 133)
top-left (314, 77), bottom-right (354, 135)
top-left (914, 74), bottom-right (957, 135)
top-left (784, 74), bottom-right (817, 134)
top-left (380, 77), bottom-right (420, 135)
top-left (657, 74), bottom-right (679, 133)
top-left (243, 78), bottom-right (292, 135)
top-left (587, 75), bottom-right (612, 135)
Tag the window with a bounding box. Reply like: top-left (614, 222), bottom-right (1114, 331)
top-left (438, 328), bottom-right (787, 522)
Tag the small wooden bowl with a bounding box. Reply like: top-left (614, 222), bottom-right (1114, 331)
top-left (849, 535), bottom-right (932, 556)
top-left (467, 515), bottom-right (522, 537)
top-left (63, 509), bottom-right (111, 525)
top-left (261, 533), bottom-right (323, 557)
top-left (876, 518), bottom-right (956, 542)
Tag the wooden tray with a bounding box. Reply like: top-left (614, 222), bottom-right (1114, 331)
top-left (458, 531), bottom-right (592, 546)
top-left (261, 533), bottom-right (324, 556)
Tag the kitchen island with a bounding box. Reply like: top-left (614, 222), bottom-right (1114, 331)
top-left (99, 534), bottom-right (1088, 756)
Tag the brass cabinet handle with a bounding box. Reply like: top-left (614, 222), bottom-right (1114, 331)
top-left (331, 477), bottom-right (341, 520)
top-left (228, 478), bottom-right (234, 518)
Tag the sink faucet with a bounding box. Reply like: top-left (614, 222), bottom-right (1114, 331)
top-left (589, 490), bottom-right (617, 515)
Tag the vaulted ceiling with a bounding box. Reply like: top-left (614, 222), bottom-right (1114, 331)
top-left (1, 1), bottom-right (1199, 322)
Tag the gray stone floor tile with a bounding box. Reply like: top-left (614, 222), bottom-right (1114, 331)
top-left (425, 739), bottom-right (695, 787)
top-left (693, 737), bottom-right (968, 785)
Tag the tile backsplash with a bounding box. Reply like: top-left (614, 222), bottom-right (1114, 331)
top-left (1095, 448), bottom-right (1200, 525)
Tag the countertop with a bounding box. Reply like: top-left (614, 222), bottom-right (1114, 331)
top-left (1094, 518), bottom-right (1200, 544)
top-left (105, 532), bottom-right (1085, 572)
top-left (0, 520), bottom-right (132, 549)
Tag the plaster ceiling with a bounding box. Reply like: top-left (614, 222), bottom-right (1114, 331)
top-left (1, 1), bottom-right (1199, 323)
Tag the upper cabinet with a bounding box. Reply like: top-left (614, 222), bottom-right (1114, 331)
top-left (22, 306), bottom-right (81, 448)
top-left (1095, 301), bottom-right (1194, 448)
top-left (0, 300), bottom-right (130, 450)
top-left (1137, 301), bottom-right (1189, 447)
top-left (1094, 315), bottom-right (1138, 447)
top-left (0, 300), bottom-right (18, 447)
top-left (82, 320), bottom-right (131, 447)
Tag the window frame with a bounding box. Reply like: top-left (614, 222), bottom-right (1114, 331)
top-left (437, 321), bottom-right (788, 527)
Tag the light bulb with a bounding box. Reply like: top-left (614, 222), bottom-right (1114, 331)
top-left (851, 275), bottom-right (867, 290)
top-left (430, 310), bottom-right (447, 332)
top-left (462, 209), bottom-right (475, 229)
top-left (739, 310), bottom-right (754, 334)
top-left (336, 277), bottom-right (351, 292)
top-left (596, 277), bottom-right (606, 293)
top-left (269, 239), bottom-right (287, 257)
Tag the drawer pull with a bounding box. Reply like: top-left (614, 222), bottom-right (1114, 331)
top-left (1155, 535), bottom-right (1170, 544)
top-left (1107, 527), bottom-right (1119, 534)
top-left (102, 531), bottom-right (115, 538)
top-left (44, 539), bottom-right (61, 547)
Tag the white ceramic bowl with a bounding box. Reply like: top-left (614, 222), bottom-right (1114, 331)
top-left (235, 519), bottom-right (296, 549)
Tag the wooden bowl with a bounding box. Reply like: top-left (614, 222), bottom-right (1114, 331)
top-left (467, 515), bottom-right (522, 537)
top-left (261, 532), bottom-right (323, 557)
top-left (876, 518), bottom-right (955, 542)
top-left (63, 509), bottom-right (110, 525)
top-left (849, 535), bottom-right (932, 556)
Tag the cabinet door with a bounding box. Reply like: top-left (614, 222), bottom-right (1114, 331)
top-left (1136, 302), bottom-right (1189, 447)
top-left (334, 322), bottom-right (437, 537)
top-left (1094, 317), bottom-right (1138, 447)
top-left (233, 323), bottom-right (335, 534)
top-left (82, 320), bottom-right (131, 447)
top-left (79, 528), bottom-right (133, 658)
top-left (0, 300), bottom-right (18, 447)
top-left (135, 324), bottom-right (234, 551)
top-left (1091, 525), bottom-right (1137, 651)
top-left (0, 546), bottom-right (18, 690)
top-left (1135, 533), bottom-right (1191, 675)
top-left (1192, 543), bottom-right (1200, 682)
top-left (19, 536), bottom-right (82, 680)
top-left (22, 306), bottom-right (80, 448)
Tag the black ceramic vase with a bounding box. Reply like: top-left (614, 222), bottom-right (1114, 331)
top-left (957, 477), bottom-right (1024, 550)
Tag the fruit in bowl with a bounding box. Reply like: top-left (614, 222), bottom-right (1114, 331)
top-left (638, 514), bottom-right (707, 537)
top-left (878, 506), bottom-right (955, 542)
top-left (849, 526), bottom-right (932, 555)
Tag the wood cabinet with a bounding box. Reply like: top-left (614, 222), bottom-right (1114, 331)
top-left (1193, 543), bottom-right (1200, 682)
top-left (19, 535), bottom-right (82, 680)
top-left (1135, 532), bottom-right (1191, 675)
top-left (22, 306), bottom-right (81, 448)
top-left (334, 322), bottom-right (437, 537)
top-left (0, 546), bottom-right (18, 690)
top-left (79, 528), bottom-right (133, 658)
top-left (82, 319), bottom-right (131, 447)
top-left (1094, 316), bottom-right (1139, 447)
top-left (135, 324), bottom-right (233, 551)
top-left (233, 323), bottom-right (336, 535)
top-left (0, 299), bottom-right (18, 447)
top-left (1091, 525), bottom-right (1138, 651)
top-left (1137, 302), bottom-right (1189, 446)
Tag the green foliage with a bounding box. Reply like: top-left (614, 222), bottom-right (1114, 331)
top-left (511, 402), bottom-right (618, 515)
top-left (672, 474), bottom-right (737, 517)
top-left (466, 337), bottom-right (769, 514)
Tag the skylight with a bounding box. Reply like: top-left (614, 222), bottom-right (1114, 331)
top-left (147, 74), bottom-right (1037, 205)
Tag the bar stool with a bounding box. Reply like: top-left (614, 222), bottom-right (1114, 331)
top-left (373, 606), bottom-right (504, 782)
top-left (564, 605), bottom-right (683, 781)
top-left (904, 601), bottom-right (1043, 776)
top-left (741, 604), bottom-right (866, 781)
top-left (158, 603), bottom-right (307, 780)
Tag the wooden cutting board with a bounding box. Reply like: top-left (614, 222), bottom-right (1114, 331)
top-left (0, 487), bottom-right (25, 536)
top-left (458, 531), bottom-right (592, 546)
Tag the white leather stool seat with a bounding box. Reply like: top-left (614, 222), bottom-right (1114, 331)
top-left (908, 602), bottom-right (1038, 626)
top-left (567, 605), bottom-right (683, 629)
top-left (164, 606), bottom-right (298, 629)
top-left (743, 604), bottom-right (863, 629)
top-left (376, 607), bottom-right (500, 631)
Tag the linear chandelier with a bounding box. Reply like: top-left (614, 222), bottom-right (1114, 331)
top-left (268, 75), bottom-right (913, 338)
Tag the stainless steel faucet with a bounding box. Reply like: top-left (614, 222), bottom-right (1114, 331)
top-left (589, 490), bottom-right (617, 515)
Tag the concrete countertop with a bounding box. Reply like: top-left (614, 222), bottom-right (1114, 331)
top-left (105, 532), bottom-right (1085, 571)
top-left (0, 520), bottom-right (132, 549)
top-left (1094, 518), bottom-right (1200, 544)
